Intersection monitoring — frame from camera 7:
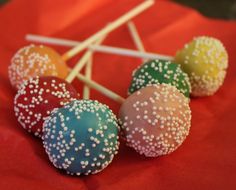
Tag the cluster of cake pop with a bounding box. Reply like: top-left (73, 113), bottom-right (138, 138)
top-left (127, 36), bottom-right (228, 98)
top-left (9, 44), bottom-right (121, 175)
top-left (8, 36), bottom-right (228, 174)
top-left (8, 44), bottom-right (192, 175)
top-left (8, 0), bottom-right (229, 177)
top-left (118, 35), bottom-right (228, 156)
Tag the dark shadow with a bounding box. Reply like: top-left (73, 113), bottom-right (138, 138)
top-left (174, 0), bottom-right (236, 20)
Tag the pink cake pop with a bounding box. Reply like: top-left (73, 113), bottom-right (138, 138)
top-left (119, 84), bottom-right (191, 157)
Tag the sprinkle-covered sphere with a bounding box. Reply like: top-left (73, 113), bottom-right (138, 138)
top-left (119, 84), bottom-right (191, 157)
top-left (128, 59), bottom-right (191, 97)
top-left (42, 100), bottom-right (120, 176)
top-left (9, 44), bottom-right (69, 89)
top-left (14, 76), bottom-right (78, 137)
top-left (175, 36), bottom-right (228, 96)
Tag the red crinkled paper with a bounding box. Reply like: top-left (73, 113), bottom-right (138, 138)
top-left (0, 0), bottom-right (236, 189)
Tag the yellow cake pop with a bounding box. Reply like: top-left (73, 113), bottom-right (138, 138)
top-left (175, 36), bottom-right (228, 97)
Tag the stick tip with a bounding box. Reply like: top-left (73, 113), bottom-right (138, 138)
top-left (62, 54), bottom-right (69, 61)
top-left (25, 34), bottom-right (31, 40)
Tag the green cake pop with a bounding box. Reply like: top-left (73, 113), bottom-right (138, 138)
top-left (128, 59), bottom-right (191, 97)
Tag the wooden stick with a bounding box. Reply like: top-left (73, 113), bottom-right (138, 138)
top-left (73, 71), bottom-right (125, 104)
top-left (127, 21), bottom-right (147, 62)
top-left (68, 66), bottom-right (125, 103)
top-left (82, 34), bottom-right (107, 99)
top-left (61, 0), bottom-right (154, 61)
top-left (26, 34), bottom-right (174, 61)
top-left (66, 37), bottom-right (106, 83)
top-left (83, 52), bottom-right (93, 99)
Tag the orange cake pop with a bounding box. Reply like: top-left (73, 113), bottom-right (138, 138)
top-left (8, 44), bottom-right (69, 89)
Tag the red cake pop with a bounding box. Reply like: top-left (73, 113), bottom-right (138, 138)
top-left (119, 84), bottom-right (191, 157)
top-left (14, 76), bottom-right (79, 137)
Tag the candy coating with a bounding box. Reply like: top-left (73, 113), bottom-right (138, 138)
top-left (175, 36), bottom-right (228, 96)
top-left (129, 59), bottom-right (191, 97)
top-left (9, 44), bottom-right (69, 89)
top-left (14, 76), bottom-right (78, 137)
top-left (43, 100), bottom-right (120, 175)
top-left (119, 84), bottom-right (191, 157)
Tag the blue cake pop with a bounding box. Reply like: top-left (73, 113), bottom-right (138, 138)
top-left (42, 99), bottom-right (120, 176)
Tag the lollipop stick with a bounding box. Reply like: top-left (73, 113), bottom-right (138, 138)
top-left (83, 53), bottom-right (93, 99)
top-left (69, 70), bottom-right (125, 104)
top-left (26, 34), bottom-right (174, 61)
top-left (66, 36), bottom-right (106, 83)
top-left (127, 21), bottom-right (147, 62)
top-left (61, 0), bottom-right (154, 61)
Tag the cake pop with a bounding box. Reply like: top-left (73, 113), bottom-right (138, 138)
top-left (14, 76), bottom-right (78, 137)
top-left (128, 59), bottom-right (191, 97)
top-left (119, 84), bottom-right (191, 157)
top-left (175, 36), bottom-right (228, 96)
top-left (43, 99), bottom-right (120, 175)
top-left (9, 44), bottom-right (69, 89)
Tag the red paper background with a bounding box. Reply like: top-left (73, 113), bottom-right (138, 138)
top-left (0, 0), bottom-right (236, 189)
